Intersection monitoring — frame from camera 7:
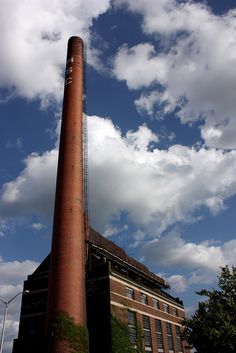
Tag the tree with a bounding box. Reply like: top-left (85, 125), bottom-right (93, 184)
top-left (182, 266), bottom-right (236, 353)
top-left (52, 311), bottom-right (89, 353)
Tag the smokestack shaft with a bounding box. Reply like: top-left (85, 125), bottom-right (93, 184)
top-left (46, 36), bottom-right (86, 340)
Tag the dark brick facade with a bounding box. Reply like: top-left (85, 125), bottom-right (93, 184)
top-left (12, 228), bottom-right (189, 353)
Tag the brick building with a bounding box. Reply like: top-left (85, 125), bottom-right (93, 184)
top-left (13, 228), bottom-right (189, 353)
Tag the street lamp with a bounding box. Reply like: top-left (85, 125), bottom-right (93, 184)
top-left (0, 290), bottom-right (29, 353)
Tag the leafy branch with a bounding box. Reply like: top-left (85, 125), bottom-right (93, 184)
top-left (52, 311), bottom-right (89, 353)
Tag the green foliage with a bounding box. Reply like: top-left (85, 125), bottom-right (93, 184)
top-left (111, 304), bottom-right (146, 353)
top-left (182, 266), bottom-right (236, 353)
top-left (135, 319), bottom-right (145, 353)
top-left (52, 311), bottom-right (89, 353)
top-left (111, 314), bottom-right (136, 353)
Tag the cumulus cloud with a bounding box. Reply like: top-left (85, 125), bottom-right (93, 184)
top-left (0, 259), bottom-right (38, 287)
top-left (88, 116), bottom-right (236, 234)
top-left (103, 224), bottom-right (128, 238)
top-left (113, 43), bottom-right (168, 90)
top-left (2, 116), bottom-right (236, 236)
top-left (143, 232), bottom-right (236, 287)
top-left (166, 274), bottom-right (187, 293)
top-left (0, 0), bottom-right (111, 106)
top-left (135, 90), bottom-right (176, 118)
top-left (144, 232), bottom-right (224, 270)
top-left (0, 258), bottom-right (38, 353)
top-left (31, 223), bottom-right (46, 231)
top-left (113, 0), bottom-right (236, 149)
top-left (116, 0), bottom-right (211, 35)
top-left (0, 149), bottom-right (58, 220)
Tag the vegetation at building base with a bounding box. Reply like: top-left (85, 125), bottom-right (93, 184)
top-left (52, 311), bottom-right (89, 353)
top-left (182, 266), bottom-right (236, 353)
top-left (111, 314), bottom-right (136, 353)
top-left (111, 305), bottom-right (145, 353)
top-left (135, 319), bottom-right (146, 353)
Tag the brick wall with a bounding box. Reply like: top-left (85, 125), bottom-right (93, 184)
top-left (109, 273), bottom-right (190, 353)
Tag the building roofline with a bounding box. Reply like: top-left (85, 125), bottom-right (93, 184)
top-left (88, 228), bottom-right (169, 289)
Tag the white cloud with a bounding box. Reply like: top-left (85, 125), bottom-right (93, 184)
top-left (2, 116), bottom-right (236, 236)
top-left (31, 223), bottom-right (46, 231)
top-left (143, 232), bottom-right (236, 285)
top-left (0, 149), bottom-right (58, 220)
top-left (166, 274), bottom-right (187, 293)
top-left (89, 117), bottom-right (236, 234)
top-left (135, 90), bottom-right (176, 118)
top-left (0, 258), bottom-right (38, 353)
top-left (116, 0), bottom-right (210, 35)
top-left (113, 43), bottom-right (168, 89)
top-left (0, 0), bottom-right (111, 106)
top-left (113, 0), bottom-right (236, 149)
top-left (103, 224), bottom-right (128, 238)
top-left (0, 259), bottom-right (38, 286)
top-left (143, 232), bottom-right (236, 295)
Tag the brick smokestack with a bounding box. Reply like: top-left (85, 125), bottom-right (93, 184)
top-left (46, 36), bottom-right (87, 349)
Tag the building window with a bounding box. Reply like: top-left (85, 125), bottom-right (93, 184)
top-left (128, 310), bottom-right (137, 345)
top-left (155, 319), bottom-right (164, 353)
top-left (163, 303), bottom-right (169, 313)
top-left (152, 298), bottom-right (159, 309)
top-left (166, 322), bottom-right (174, 352)
top-left (172, 307), bottom-right (178, 316)
top-left (126, 287), bottom-right (135, 300)
top-left (140, 292), bottom-right (148, 304)
top-left (142, 315), bottom-right (152, 348)
top-left (175, 325), bottom-right (183, 352)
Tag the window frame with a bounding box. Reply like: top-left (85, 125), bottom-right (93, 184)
top-left (175, 325), bottom-right (183, 352)
top-left (142, 315), bottom-right (152, 348)
top-left (172, 307), bottom-right (178, 316)
top-left (155, 319), bottom-right (164, 352)
top-left (152, 298), bottom-right (159, 309)
top-left (126, 287), bottom-right (135, 300)
top-left (127, 310), bottom-right (137, 345)
top-left (166, 322), bottom-right (174, 352)
top-left (163, 303), bottom-right (169, 313)
top-left (140, 292), bottom-right (148, 305)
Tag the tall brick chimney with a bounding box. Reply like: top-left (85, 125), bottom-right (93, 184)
top-left (46, 36), bottom-right (87, 351)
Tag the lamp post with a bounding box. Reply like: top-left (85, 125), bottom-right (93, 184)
top-left (0, 290), bottom-right (29, 353)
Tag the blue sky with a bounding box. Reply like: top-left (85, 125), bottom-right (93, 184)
top-left (1, 0), bottom-right (236, 350)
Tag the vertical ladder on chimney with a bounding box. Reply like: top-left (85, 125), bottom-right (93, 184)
top-left (82, 53), bottom-right (90, 238)
top-left (83, 113), bottom-right (89, 218)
